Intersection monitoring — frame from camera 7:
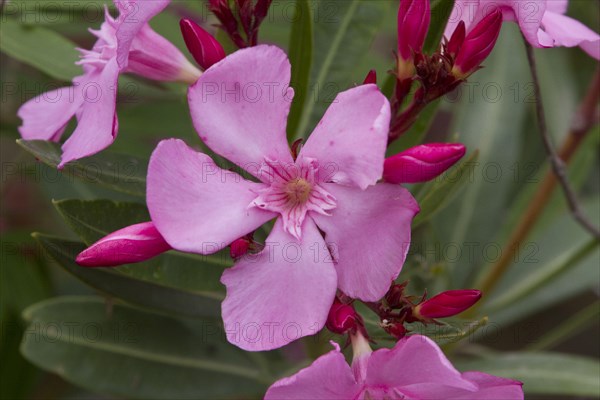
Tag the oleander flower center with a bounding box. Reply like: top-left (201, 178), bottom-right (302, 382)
top-left (250, 157), bottom-right (337, 239)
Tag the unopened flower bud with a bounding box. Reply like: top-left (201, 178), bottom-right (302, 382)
top-left (383, 320), bottom-right (407, 339)
top-left (453, 10), bottom-right (502, 79)
top-left (413, 289), bottom-right (482, 320)
top-left (76, 222), bottom-right (171, 267)
top-left (384, 143), bottom-right (466, 184)
top-left (447, 20), bottom-right (466, 57)
top-left (385, 282), bottom-right (408, 308)
top-left (397, 0), bottom-right (430, 78)
top-left (180, 18), bottom-right (226, 70)
top-left (230, 237), bottom-right (251, 259)
top-left (363, 69), bottom-right (377, 85)
top-left (326, 299), bottom-right (358, 334)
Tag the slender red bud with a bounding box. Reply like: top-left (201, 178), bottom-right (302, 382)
top-left (180, 19), bottom-right (226, 70)
top-left (397, 0), bottom-right (431, 61)
top-left (453, 9), bottom-right (502, 78)
top-left (326, 299), bottom-right (358, 334)
top-left (414, 289), bottom-right (482, 319)
top-left (363, 69), bottom-right (377, 85)
top-left (383, 143), bottom-right (466, 184)
top-left (76, 222), bottom-right (171, 267)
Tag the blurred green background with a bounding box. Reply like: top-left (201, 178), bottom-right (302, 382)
top-left (1, 0), bottom-right (599, 398)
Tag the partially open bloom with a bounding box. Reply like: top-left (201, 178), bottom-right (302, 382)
top-left (147, 45), bottom-right (419, 350)
top-left (445, 0), bottom-right (600, 59)
top-left (18, 0), bottom-right (201, 168)
top-left (265, 334), bottom-right (524, 399)
top-left (413, 289), bottom-right (482, 320)
top-left (76, 222), bottom-right (171, 267)
top-left (384, 143), bottom-right (466, 184)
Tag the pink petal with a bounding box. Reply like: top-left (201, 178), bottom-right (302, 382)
top-left (265, 343), bottom-right (360, 399)
top-left (220, 219), bottom-right (337, 351)
top-left (114, 0), bottom-right (170, 70)
top-left (311, 183), bottom-right (419, 301)
top-left (188, 45), bottom-right (294, 178)
top-left (60, 58), bottom-right (120, 168)
top-left (76, 222), bottom-right (171, 267)
top-left (453, 372), bottom-right (524, 399)
top-left (18, 84), bottom-right (83, 142)
top-left (545, 0), bottom-right (568, 14)
top-left (542, 12), bottom-right (600, 59)
top-left (299, 84), bottom-right (390, 190)
top-left (146, 139), bottom-right (275, 255)
top-left (367, 335), bottom-right (477, 394)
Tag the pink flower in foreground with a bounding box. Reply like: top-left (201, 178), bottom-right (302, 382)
top-left (18, 0), bottom-right (201, 168)
top-left (266, 334), bottom-right (523, 399)
top-left (146, 45), bottom-right (419, 351)
top-left (445, 0), bottom-right (599, 59)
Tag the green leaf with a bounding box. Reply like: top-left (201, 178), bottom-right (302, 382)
top-left (0, 19), bottom-right (80, 81)
top-left (413, 150), bottom-right (479, 228)
top-left (50, 199), bottom-right (230, 293)
top-left (33, 234), bottom-right (222, 318)
top-left (485, 239), bottom-right (598, 312)
top-left (17, 140), bottom-right (147, 197)
top-left (295, 0), bottom-right (389, 138)
top-left (423, 0), bottom-right (455, 54)
top-left (455, 352), bottom-right (600, 397)
top-left (21, 296), bottom-right (270, 399)
top-left (287, 0), bottom-right (314, 141)
top-left (53, 199), bottom-right (150, 244)
top-left (431, 25), bottom-right (530, 287)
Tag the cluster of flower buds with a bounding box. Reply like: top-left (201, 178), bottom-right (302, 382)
top-left (209, 0), bottom-right (273, 48)
top-left (389, 0), bottom-right (503, 141)
top-left (367, 282), bottom-right (482, 340)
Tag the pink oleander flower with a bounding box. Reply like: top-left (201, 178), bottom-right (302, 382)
top-left (76, 221), bottom-right (171, 267)
top-left (265, 334), bottom-right (524, 399)
top-left (445, 0), bottom-right (600, 59)
top-left (146, 45), bottom-right (419, 351)
top-left (18, 0), bottom-right (201, 168)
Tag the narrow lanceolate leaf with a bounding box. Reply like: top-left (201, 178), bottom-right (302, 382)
top-left (20, 297), bottom-right (270, 399)
top-left (455, 352), bottom-right (600, 397)
top-left (33, 234), bottom-right (223, 318)
top-left (53, 199), bottom-right (151, 244)
top-left (0, 19), bottom-right (80, 81)
top-left (485, 239), bottom-right (599, 312)
top-left (287, 0), bottom-right (314, 140)
top-left (50, 199), bottom-right (230, 290)
top-left (423, 0), bottom-right (455, 54)
top-left (295, 0), bottom-right (389, 138)
top-left (17, 140), bottom-right (147, 196)
top-left (413, 150), bottom-right (479, 228)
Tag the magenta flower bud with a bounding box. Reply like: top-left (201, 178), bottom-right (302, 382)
top-left (363, 69), bottom-right (377, 85)
top-left (397, 0), bottom-right (431, 62)
top-left (180, 19), bottom-right (226, 70)
top-left (414, 289), bottom-right (482, 319)
top-left (76, 222), bottom-right (171, 267)
top-left (230, 237), bottom-right (251, 259)
top-left (383, 321), bottom-right (407, 340)
top-left (453, 9), bottom-right (502, 78)
top-left (447, 20), bottom-right (466, 57)
top-left (383, 143), bottom-right (466, 184)
top-left (326, 299), bottom-right (358, 334)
